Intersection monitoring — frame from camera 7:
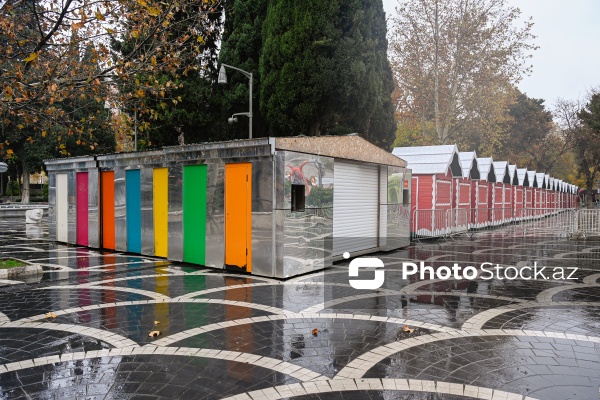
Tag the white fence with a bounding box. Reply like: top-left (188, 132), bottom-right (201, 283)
top-left (411, 207), bottom-right (584, 240)
top-left (574, 209), bottom-right (600, 238)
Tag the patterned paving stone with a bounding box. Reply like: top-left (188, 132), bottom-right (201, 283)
top-left (363, 335), bottom-right (600, 400)
top-left (483, 306), bottom-right (600, 335)
top-left (1, 216), bottom-right (600, 399)
top-left (174, 318), bottom-right (436, 379)
top-left (48, 303), bottom-right (274, 345)
top-left (0, 354), bottom-right (299, 400)
top-left (0, 328), bottom-right (109, 364)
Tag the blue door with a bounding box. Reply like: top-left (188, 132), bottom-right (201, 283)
top-left (126, 169), bottom-right (141, 253)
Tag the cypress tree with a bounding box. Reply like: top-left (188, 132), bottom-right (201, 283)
top-left (258, 0), bottom-right (395, 145)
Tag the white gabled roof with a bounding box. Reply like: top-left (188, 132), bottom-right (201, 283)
top-left (476, 157), bottom-right (496, 182)
top-left (536, 173), bottom-right (546, 188)
top-left (548, 177), bottom-right (555, 191)
top-left (493, 161), bottom-right (510, 184)
top-left (508, 164), bottom-right (519, 185)
top-left (459, 151), bottom-right (480, 179)
top-left (527, 171), bottom-right (537, 187)
top-left (392, 145), bottom-right (462, 176)
top-left (517, 168), bottom-right (529, 186)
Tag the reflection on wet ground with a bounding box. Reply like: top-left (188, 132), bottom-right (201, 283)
top-left (0, 217), bottom-right (599, 399)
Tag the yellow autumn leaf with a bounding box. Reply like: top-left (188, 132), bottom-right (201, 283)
top-left (197, 36), bottom-right (205, 44)
top-left (95, 10), bottom-right (105, 21)
top-left (138, 0), bottom-right (147, 5)
top-left (151, 56), bottom-right (157, 66)
top-left (132, 30), bottom-right (139, 38)
top-left (6, 149), bottom-right (14, 157)
top-left (24, 53), bottom-right (38, 63)
top-left (147, 7), bottom-right (160, 16)
top-left (105, 27), bottom-right (115, 35)
top-left (41, 131), bottom-right (47, 138)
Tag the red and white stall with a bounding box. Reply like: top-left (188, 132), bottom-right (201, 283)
top-left (526, 171), bottom-right (536, 213)
top-left (492, 161), bottom-right (511, 225)
top-left (454, 151), bottom-right (479, 232)
top-left (392, 145), bottom-right (463, 237)
top-left (548, 177), bottom-right (555, 210)
top-left (474, 157), bottom-right (496, 228)
top-left (506, 164), bottom-right (518, 222)
top-left (545, 174), bottom-right (552, 212)
top-left (515, 168), bottom-right (529, 220)
top-left (535, 173), bottom-right (546, 216)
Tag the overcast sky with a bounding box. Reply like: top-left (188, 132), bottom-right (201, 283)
top-left (382, 0), bottom-right (600, 105)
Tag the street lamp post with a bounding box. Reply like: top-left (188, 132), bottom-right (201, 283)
top-left (218, 63), bottom-right (253, 139)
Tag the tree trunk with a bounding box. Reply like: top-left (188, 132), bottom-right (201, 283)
top-left (309, 119), bottom-right (321, 136)
top-left (585, 175), bottom-right (596, 209)
top-left (21, 163), bottom-right (30, 204)
top-left (433, 0), bottom-right (441, 143)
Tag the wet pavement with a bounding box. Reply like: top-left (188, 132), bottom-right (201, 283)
top-left (0, 217), bottom-right (599, 399)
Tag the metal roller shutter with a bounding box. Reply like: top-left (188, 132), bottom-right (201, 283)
top-left (333, 161), bottom-right (379, 256)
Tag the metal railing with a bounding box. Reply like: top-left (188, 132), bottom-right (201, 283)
top-left (574, 209), bottom-right (600, 238)
top-left (412, 209), bottom-right (451, 239)
top-left (411, 207), bottom-right (579, 240)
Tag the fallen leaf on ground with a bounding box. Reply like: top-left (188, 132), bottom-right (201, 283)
top-left (311, 328), bottom-right (319, 336)
top-left (148, 331), bottom-right (161, 337)
top-left (402, 325), bottom-right (414, 333)
top-left (45, 312), bottom-right (57, 319)
top-left (154, 321), bottom-right (160, 325)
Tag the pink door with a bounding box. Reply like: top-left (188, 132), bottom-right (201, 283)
top-left (76, 172), bottom-right (88, 246)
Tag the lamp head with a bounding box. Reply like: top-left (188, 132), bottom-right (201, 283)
top-left (218, 65), bottom-right (227, 84)
top-left (228, 116), bottom-right (238, 125)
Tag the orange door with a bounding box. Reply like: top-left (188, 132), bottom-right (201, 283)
top-left (101, 171), bottom-right (115, 249)
top-left (224, 163), bottom-right (252, 272)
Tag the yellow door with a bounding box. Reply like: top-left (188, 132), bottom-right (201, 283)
top-left (225, 163), bottom-right (252, 272)
top-left (153, 168), bottom-right (169, 258)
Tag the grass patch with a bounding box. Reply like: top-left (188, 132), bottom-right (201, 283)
top-left (0, 259), bottom-right (27, 269)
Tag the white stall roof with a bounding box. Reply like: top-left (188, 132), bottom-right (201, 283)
top-left (392, 145), bottom-right (462, 176)
top-left (459, 151), bottom-right (480, 179)
top-left (536, 173), bottom-right (546, 188)
top-left (508, 164), bottom-right (519, 185)
top-left (476, 157), bottom-right (496, 182)
top-left (517, 168), bottom-right (529, 186)
top-left (527, 171), bottom-right (537, 187)
top-left (493, 161), bottom-right (511, 184)
top-left (545, 174), bottom-right (550, 190)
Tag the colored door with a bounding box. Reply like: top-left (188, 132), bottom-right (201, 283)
top-left (183, 165), bottom-right (207, 264)
top-left (76, 172), bottom-right (88, 246)
top-left (56, 174), bottom-right (68, 242)
top-left (154, 168), bottom-right (169, 258)
top-left (101, 171), bottom-right (115, 249)
top-left (224, 163), bottom-right (252, 272)
top-left (126, 169), bottom-right (142, 253)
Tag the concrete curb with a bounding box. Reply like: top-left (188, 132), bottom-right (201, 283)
top-left (0, 259), bottom-right (43, 279)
